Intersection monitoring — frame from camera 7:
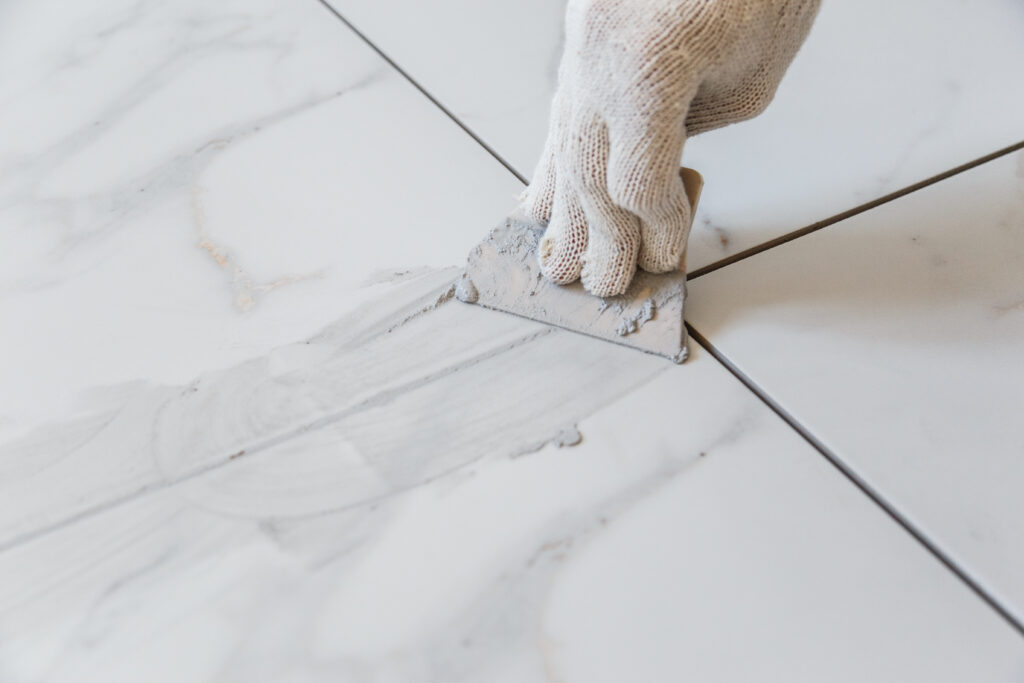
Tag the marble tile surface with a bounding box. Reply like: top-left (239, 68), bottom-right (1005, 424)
top-left (5, 0), bottom-right (1024, 678)
top-left (0, 0), bottom-right (523, 447)
top-left (3, 294), bottom-right (1023, 680)
top-left (687, 149), bottom-right (1024, 624)
top-left (324, 0), bottom-right (1024, 270)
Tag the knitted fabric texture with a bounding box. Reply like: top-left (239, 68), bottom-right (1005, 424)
top-left (522, 0), bottom-right (821, 296)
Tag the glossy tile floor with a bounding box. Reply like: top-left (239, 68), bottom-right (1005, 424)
top-left (2, 1), bottom-right (1023, 680)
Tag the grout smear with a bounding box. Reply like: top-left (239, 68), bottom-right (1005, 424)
top-left (0, 267), bottom-right (668, 551)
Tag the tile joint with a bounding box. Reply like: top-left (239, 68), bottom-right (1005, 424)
top-left (686, 322), bottom-right (1024, 640)
top-left (314, 0), bottom-right (528, 185)
top-left (306, 5), bottom-right (1024, 635)
top-left (688, 139), bottom-right (1024, 281)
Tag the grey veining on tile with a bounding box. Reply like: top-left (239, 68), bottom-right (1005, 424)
top-left (0, 0), bottom-right (523, 446)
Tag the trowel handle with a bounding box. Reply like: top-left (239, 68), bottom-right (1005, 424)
top-left (679, 167), bottom-right (704, 213)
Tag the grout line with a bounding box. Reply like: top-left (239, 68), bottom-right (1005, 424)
top-left (685, 322), bottom-right (1024, 640)
top-left (309, 6), bottom-right (1024, 632)
top-left (688, 139), bottom-right (1024, 281)
top-left (313, 0), bottom-right (528, 185)
top-left (0, 324), bottom-right (550, 556)
top-left (231, 1), bottom-right (1024, 632)
top-left (315, 0), bottom-right (1022, 285)
top-left (247, 7), bottom-right (1023, 633)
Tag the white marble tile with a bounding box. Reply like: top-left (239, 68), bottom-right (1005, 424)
top-left (324, 0), bottom-right (1024, 269)
top-left (3, 340), bottom-right (1022, 682)
top-left (5, 0), bottom-right (1024, 677)
top-left (0, 0), bottom-right (523, 446)
top-left (687, 149), bottom-right (1024, 623)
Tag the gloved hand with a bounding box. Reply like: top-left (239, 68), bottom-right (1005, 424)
top-left (521, 0), bottom-right (820, 296)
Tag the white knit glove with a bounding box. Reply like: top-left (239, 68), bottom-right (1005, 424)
top-left (521, 0), bottom-right (820, 296)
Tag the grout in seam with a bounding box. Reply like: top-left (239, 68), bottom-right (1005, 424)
top-left (688, 139), bottom-right (1024, 280)
top-left (313, 0), bottom-right (1023, 285)
top-left (313, 0), bottom-right (528, 185)
top-left (685, 322), bottom-right (1024, 640)
top-left (302, 7), bottom-right (1024, 636)
top-left (0, 325), bottom-right (548, 556)
top-left (309, 9), bottom-right (1024, 635)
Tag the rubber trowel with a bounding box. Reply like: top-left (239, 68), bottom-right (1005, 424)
top-left (455, 167), bottom-right (703, 363)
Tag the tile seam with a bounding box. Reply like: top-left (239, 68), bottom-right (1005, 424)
top-left (685, 322), bottom-right (1024, 640)
top-left (313, 0), bottom-right (528, 185)
top-left (312, 0), bottom-right (1023, 279)
top-left (688, 139), bottom-right (1024, 280)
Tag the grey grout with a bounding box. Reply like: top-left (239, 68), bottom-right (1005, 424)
top-left (313, 0), bottom-right (1024, 288)
top-left (0, 324), bottom-right (551, 556)
top-left (687, 139), bottom-right (1024, 281)
top-left (313, 0), bottom-right (1024, 638)
top-left (685, 322), bottom-right (1024, 640)
top-left (313, 0), bottom-right (528, 185)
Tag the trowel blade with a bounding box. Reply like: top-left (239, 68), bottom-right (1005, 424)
top-left (456, 168), bottom-right (703, 363)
